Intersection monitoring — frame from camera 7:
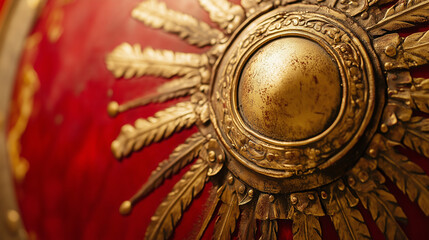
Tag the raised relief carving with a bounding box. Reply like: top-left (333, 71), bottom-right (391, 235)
top-left (106, 0), bottom-right (429, 239)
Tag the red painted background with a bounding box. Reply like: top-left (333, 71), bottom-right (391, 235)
top-left (8, 0), bottom-right (429, 239)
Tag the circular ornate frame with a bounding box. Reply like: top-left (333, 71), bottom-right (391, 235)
top-left (210, 4), bottom-right (385, 193)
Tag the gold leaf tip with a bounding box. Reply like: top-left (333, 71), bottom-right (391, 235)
top-left (111, 140), bottom-right (122, 159)
top-left (119, 200), bottom-right (133, 216)
top-left (121, 124), bottom-right (135, 135)
top-left (107, 101), bottom-right (119, 117)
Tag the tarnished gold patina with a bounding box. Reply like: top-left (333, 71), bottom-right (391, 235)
top-left (106, 0), bottom-right (429, 239)
top-left (238, 37), bottom-right (341, 141)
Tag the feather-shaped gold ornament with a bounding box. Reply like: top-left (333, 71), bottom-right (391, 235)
top-left (292, 211), bottom-right (322, 240)
top-left (378, 144), bottom-right (429, 216)
top-left (239, 201), bottom-right (257, 240)
top-left (145, 158), bottom-right (208, 240)
top-left (324, 186), bottom-right (371, 240)
top-left (260, 220), bottom-right (278, 240)
top-left (106, 43), bottom-right (208, 79)
top-left (132, 0), bottom-right (223, 47)
top-left (214, 188), bottom-right (240, 240)
top-left (368, 0), bottom-right (429, 35)
top-left (357, 188), bottom-right (408, 240)
top-left (111, 101), bottom-right (198, 159)
top-left (402, 117), bottom-right (429, 158)
top-left (126, 132), bottom-right (206, 209)
top-left (198, 0), bottom-right (245, 34)
top-left (403, 30), bottom-right (429, 67)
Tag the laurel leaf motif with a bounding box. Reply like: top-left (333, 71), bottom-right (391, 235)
top-left (378, 146), bottom-right (429, 216)
top-left (326, 188), bottom-right (371, 240)
top-left (196, 188), bottom-right (221, 240)
top-left (239, 202), bottom-right (257, 240)
top-left (198, 0), bottom-right (245, 34)
top-left (347, 158), bottom-right (408, 240)
top-left (214, 194), bottom-right (240, 240)
top-left (145, 158), bottom-right (208, 240)
top-left (260, 220), bottom-right (278, 240)
top-left (132, 0), bottom-right (223, 47)
top-left (409, 90), bottom-right (429, 114)
top-left (117, 74), bottom-right (201, 112)
top-left (402, 30), bottom-right (429, 67)
top-left (357, 188), bottom-right (408, 240)
top-left (106, 43), bottom-right (208, 79)
top-left (129, 132), bottom-right (206, 205)
top-left (292, 212), bottom-right (322, 240)
top-left (368, 0), bottom-right (429, 36)
top-left (111, 101), bottom-right (198, 159)
top-left (402, 117), bottom-right (429, 158)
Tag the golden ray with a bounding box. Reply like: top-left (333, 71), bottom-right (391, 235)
top-left (322, 183), bottom-right (371, 240)
top-left (368, 0), bottom-right (429, 36)
top-left (107, 0), bottom-right (429, 239)
top-left (403, 30), bottom-right (429, 67)
top-left (375, 138), bottom-right (429, 216)
top-left (198, 0), bottom-right (245, 34)
top-left (132, 0), bottom-right (224, 47)
top-left (292, 212), bottom-right (322, 240)
top-left (196, 187), bottom-right (221, 240)
top-left (402, 117), bottom-right (429, 158)
top-left (107, 74), bottom-right (202, 117)
top-left (119, 132), bottom-right (207, 215)
top-left (145, 158), bottom-right (209, 240)
top-left (214, 185), bottom-right (240, 240)
top-left (240, 0), bottom-right (272, 16)
top-left (106, 43), bottom-right (208, 79)
top-left (111, 101), bottom-right (199, 159)
top-left (260, 220), bottom-right (279, 240)
top-left (347, 158), bottom-right (408, 240)
top-left (238, 200), bottom-right (257, 240)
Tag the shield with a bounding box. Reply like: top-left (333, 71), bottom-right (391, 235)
top-left (1, 0), bottom-right (429, 239)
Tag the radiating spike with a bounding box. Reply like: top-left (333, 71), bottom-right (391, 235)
top-left (107, 74), bottom-right (201, 117)
top-left (347, 157), bottom-right (408, 240)
top-left (401, 117), bottom-right (429, 158)
top-left (118, 133), bottom-right (207, 214)
top-left (357, 188), bottom-right (408, 240)
top-left (322, 184), bottom-right (371, 240)
top-left (260, 220), bottom-right (278, 240)
top-left (213, 194), bottom-right (240, 240)
top-left (214, 182), bottom-right (240, 240)
top-left (367, 0), bottom-right (429, 36)
top-left (292, 212), bottom-right (322, 240)
top-left (240, 0), bottom-right (274, 16)
top-left (196, 187), bottom-right (221, 240)
top-left (144, 159), bottom-right (209, 240)
top-left (106, 43), bottom-right (208, 79)
top-left (198, 0), bottom-right (245, 34)
top-left (377, 141), bottom-right (429, 216)
top-left (239, 201), bottom-right (257, 240)
top-left (402, 30), bottom-right (429, 68)
top-left (132, 0), bottom-right (224, 47)
top-left (111, 101), bottom-right (198, 159)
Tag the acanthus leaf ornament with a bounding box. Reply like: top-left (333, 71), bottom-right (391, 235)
top-left (292, 212), bottom-right (322, 240)
top-left (368, 0), bottom-right (429, 36)
top-left (123, 132), bottom-right (207, 212)
top-left (132, 0), bottom-right (224, 47)
top-left (198, 0), bottom-right (245, 34)
top-left (106, 0), bottom-right (429, 238)
top-left (145, 158), bottom-right (209, 240)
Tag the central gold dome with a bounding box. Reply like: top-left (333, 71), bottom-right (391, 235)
top-left (238, 37), bottom-right (342, 141)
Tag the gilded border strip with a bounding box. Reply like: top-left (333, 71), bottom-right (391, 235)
top-left (0, 0), bottom-right (45, 239)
